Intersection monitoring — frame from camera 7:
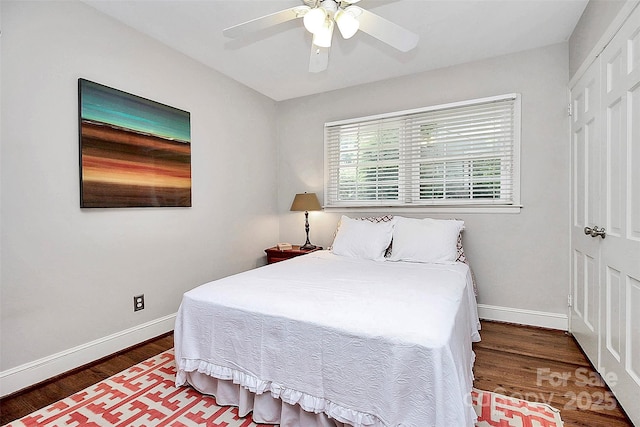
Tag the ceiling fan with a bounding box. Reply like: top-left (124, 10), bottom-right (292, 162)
top-left (222, 0), bottom-right (419, 73)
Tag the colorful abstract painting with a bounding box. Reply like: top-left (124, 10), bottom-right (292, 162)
top-left (79, 79), bottom-right (191, 207)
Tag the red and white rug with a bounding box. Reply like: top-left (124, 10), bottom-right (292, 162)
top-left (471, 389), bottom-right (564, 427)
top-left (4, 349), bottom-right (563, 427)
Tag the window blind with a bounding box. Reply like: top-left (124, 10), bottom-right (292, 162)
top-left (324, 94), bottom-right (520, 208)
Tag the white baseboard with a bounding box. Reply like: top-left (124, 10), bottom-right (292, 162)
top-left (0, 313), bottom-right (176, 397)
top-left (478, 304), bottom-right (568, 331)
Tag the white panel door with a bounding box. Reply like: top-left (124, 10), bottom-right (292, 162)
top-left (598, 5), bottom-right (640, 425)
top-left (570, 60), bottom-right (602, 365)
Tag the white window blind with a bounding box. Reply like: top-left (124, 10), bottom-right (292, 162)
top-left (324, 94), bottom-right (520, 208)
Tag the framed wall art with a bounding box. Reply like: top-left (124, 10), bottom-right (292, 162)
top-left (78, 79), bottom-right (191, 208)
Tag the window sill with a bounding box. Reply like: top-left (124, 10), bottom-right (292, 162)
top-left (322, 205), bottom-right (523, 214)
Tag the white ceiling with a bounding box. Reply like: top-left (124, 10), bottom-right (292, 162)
top-left (83, 0), bottom-right (588, 101)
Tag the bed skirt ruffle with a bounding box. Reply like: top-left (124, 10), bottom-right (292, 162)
top-left (180, 368), bottom-right (373, 427)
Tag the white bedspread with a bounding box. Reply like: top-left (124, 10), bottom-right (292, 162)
top-left (175, 251), bottom-right (481, 427)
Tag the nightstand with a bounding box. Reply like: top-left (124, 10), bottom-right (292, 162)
top-left (265, 245), bottom-right (323, 264)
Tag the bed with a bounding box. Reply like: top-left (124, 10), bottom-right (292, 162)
top-left (174, 215), bottom-right (481, 426)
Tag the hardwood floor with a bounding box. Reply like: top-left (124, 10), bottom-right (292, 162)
top-left (474, 322), bottom-right (633, 427)
top-left (0, 322), bottom-right (633, 426)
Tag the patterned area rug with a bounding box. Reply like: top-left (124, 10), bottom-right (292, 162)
top-left (472, 389), bottom-right (564, 427)
top-left (4, 349), bottom-right (563, 427)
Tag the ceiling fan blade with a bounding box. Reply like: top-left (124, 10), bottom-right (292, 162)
top-left (357, 8), bottom-right (418, 52)
top-left (309, 43), bottom-right (329, 73)
top-left (223, 6), bottom-right (309, 39)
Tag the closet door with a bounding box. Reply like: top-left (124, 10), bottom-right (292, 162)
top-left (570, 60), bottom-right (602, 366)
top-left (598, 5), bottom-right (640, 424)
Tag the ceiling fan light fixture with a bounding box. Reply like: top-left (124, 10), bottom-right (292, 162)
top-left (303, 7), bottom-right (327, 34)
top-left (224, 0), bottom-right (419, 73)
top-left (335, 8), bottom-right (359, 39)
top-left (312, 18), bottom-right (334, 48)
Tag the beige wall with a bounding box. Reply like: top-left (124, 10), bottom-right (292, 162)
top-left (0, 1), bottom-right (278, 375)
top-left (277, 43), bottom-right (571, 320)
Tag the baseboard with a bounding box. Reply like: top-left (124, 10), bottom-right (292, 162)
top-left (0, 313), bottom-right (176, 397)
top-left (477, 304), bottom-right (568, 331)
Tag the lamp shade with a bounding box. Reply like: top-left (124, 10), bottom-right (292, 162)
top-left (303, 7), bottom-right (326, 34)
top-left (290, 192), bottom-right (322, 212)
top-left (335, 8), bottom-right (359, 39)
top-left (312, 19), bottom-right (334, 48)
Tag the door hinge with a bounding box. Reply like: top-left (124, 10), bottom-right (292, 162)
top-left (568, 294), bottom-right (573, 307)
top-left (567, 103), bottom-right (573, 117)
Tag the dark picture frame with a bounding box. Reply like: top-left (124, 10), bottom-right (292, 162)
top-left (78, 79), bottom-right (191, 208)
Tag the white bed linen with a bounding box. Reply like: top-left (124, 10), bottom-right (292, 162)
top-left (175, 250), bottom-right (481, 427)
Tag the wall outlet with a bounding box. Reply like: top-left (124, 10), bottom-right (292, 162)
top-left (134, 294), bottom-right (145, 312)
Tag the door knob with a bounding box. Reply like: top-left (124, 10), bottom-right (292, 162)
top-left (584, 226), bottom-right (606, 239)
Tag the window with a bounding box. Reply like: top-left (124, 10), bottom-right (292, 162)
top-left (324, 94), bottom-right (520, 210)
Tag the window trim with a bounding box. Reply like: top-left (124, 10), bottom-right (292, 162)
top-left (323, 93), bottom-right (522, 213)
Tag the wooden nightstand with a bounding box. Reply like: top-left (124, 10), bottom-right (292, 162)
top-left (265, 245), bottom-right (323, 264)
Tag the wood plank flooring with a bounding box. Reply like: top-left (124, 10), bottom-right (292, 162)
top-left (473, 322), bottom-right (633, 427)
top-left (0, 322), bottom-right (634, 426)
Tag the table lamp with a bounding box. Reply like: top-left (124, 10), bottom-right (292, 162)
top-left (290, 192), bottom-right (322, 250)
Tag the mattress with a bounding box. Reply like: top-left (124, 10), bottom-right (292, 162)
top-left (174, 250), bottom-right (481, 426)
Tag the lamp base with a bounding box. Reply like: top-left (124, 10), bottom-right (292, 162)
top-left (300, 210), bottom-right (317, 251)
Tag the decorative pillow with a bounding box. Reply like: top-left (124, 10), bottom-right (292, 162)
top-left (455, 231), bottom-right (478, 295)
top-left (456, 233), bottom-right (467, 263)
top-left (331, 215), bottom-right (396, 261)
top-left (389, 217), bottom-right (465, 264)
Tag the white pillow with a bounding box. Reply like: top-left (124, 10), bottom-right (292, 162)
top-left (331, 215), bottom-right (396, 261)
top-left (389, 217), bottom-right (464, 264)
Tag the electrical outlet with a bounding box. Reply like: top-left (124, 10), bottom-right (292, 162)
top-left (134, 294), bottom-right (145, 312)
